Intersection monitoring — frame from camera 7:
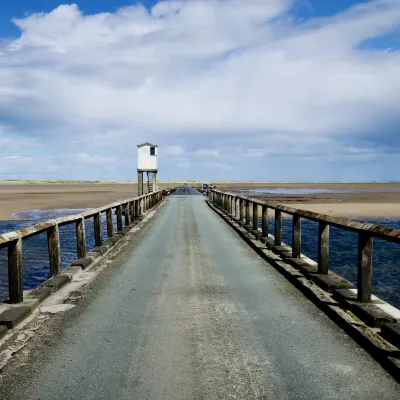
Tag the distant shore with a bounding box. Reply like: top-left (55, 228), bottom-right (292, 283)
top-left (0, 183), bottom-right (175, 220)
top-left (0, 182), bottom-right (399, 220)
top-left (215, 182), bottom-right (400, 219)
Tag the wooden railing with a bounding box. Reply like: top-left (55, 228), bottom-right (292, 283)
top-left (0, 190), bottom-right (166, 304)
top-left (210, 189), bottom-right (400, 303)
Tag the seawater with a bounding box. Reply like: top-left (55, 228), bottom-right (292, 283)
top-left (0, 210), bottom-right (399, 309)
top-left (240, 188), bottom-right (400, 195)
top-left (262, 217), bottom-right (400, 308)
top-left (0, 209), bottom-right (118, 302)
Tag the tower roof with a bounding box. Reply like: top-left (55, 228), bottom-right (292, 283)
top-left (137, 143), bottom-right (158, 148)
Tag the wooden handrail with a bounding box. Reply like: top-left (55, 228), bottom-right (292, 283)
top-left (1, 190), bottom-right (166, 304)
top-left (210, 189), bottom-right (398, 303)
top-left (211, 189), bottom-right (400, 243)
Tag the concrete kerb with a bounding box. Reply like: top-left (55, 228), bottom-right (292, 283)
top-left (0, 196), bottom-right (168, 345)
top-left (206, 200), bottom-right (400, 381)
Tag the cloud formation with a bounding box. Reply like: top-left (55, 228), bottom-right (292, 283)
top-left (0, 0), bottom-right (399, 180)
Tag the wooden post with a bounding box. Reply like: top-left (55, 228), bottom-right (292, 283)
top-left (318, 222), bottom-right (329, 274)
top-left (125, 203), bottom-right (131, 226)
top-left (130, 202), bottom-right (135, 220)
top-left (236, 198), bottom-right (240, 220)
top-left (358, 232), bottom-right (373, 302)
top-left (245, 200), bottom-right (251, 225)
top-left (132, 201), bottom-right (136, 220)
top-left (253, 203), bottom-right (259, 232)
top-left (292, 214), bottom-right (301, 258)
top-left (231, 196), bottom-right (235, 217)
top-left (116, 206), bottom-right (123, 231)
top-left (47, 225), bottom-right (61, 276)
top-left (8, 238), bottom-right (23, 303)
top-left (94, 212), bottom-right (102, 246)
top-left (240, 199), bottom-right (245, 222)
top-left (106, 209), bottom-right (113, 238)
top-left (275, 210), bottom-right (282, 246)
top-left (76, 218), bottom-right (86, 258)
top-left (138, 171), bottom-right (143, 196)
top-left (262, 205), bottom-right (268, 238)
top-left (135, 200), bottom-right (140, 218)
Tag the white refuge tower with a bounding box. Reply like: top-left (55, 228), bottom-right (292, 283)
top-left (137, 143), bottom-right (158, 195)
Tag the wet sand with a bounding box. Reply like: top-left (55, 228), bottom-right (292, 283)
top-left (0, 183), bottom-right (174, 220)
top-left (1, 182), bottom-right (400, 220)
top-left (215, 182), bottom-right (400, 218)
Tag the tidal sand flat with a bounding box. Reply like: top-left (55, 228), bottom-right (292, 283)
top-left (0, 182), bottom-right (174, 220)
top-left (216, 182), bottom-right (400, 218)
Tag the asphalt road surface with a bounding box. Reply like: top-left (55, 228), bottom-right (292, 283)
top-left (2, 194), bottom-right (399, 399)
top-left (172, 185), bottom-right (202, 195)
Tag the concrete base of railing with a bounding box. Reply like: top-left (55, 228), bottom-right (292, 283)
top-left (0, 199), bottom-right (166, 341)
top-left (207, 200), bottom-right (400, 382)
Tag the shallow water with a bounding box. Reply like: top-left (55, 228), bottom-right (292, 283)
top-left (240, 188), bottom-right (400, 195)
top-left (0, 208), bottom-right (118, 301)
top-left (0, 209), bottom-right (399, 309)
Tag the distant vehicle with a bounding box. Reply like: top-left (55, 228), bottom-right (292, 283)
top-left (201, 183), bottom-right (216, 191)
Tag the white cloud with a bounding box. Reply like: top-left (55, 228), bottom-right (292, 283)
top-left (195, 148), bottom-right (220, 157)
top-left (165, 145), bottom-right (185, 156)
top-left (0, 0), bottom-right (400, 180)
top-left (74, 153), bottom-right (117, 165)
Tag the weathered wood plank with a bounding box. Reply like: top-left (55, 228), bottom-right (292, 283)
top-left (318, 222), bottom-right (329, 275)
top-left (240, 199), bottom-right (245, 222)
top-left (106, 209), bottom-right (113, 238)
top-left (125, 203), bottom-right (131, 226)
top-left (8, 238), bottom-right (23, 303)
top-left (76, 218), bottom-right (86, 259)
top-left (210, 190), bottom-right (400, 243)
top-left (358, 232), bottom-right (373, 302)
top-left (292, 215), bottom-right (301, 258)
top-left (116, 206), bottom-right (123, 231)
top-left (94, 213), bottom-right (102, 246)
top-left (275, 210), bottom-right (282, 246)
top-left (262, 205), bottom-right (268, 237)
top-left (47, 225), bottom-right (61, 276)
top-left (253, 203), bottom-right (259, 232)
top-left (246, 200), bottom-right (251, 225)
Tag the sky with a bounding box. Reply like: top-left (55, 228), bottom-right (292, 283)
top-left (0, 0), bottom-right (399, 182)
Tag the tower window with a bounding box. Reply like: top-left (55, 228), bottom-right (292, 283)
top-left (150, 146), bottom-right (155, 156)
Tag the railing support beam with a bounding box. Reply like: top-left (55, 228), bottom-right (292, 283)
top-left (318, 222), bottom-right (329, 275)
top-left (106, 209), bottom-right (113, 238)
top-left (76, 218), bottom-right (86, 259)
top-left (94, 212), bottom-right (102, 246)
top-left (274, 210), bottom-right (282, 246)
top-left (262, 205), bottom-right (268, 238)
top-left (292, 215), bottom-right (301, 258)
top-left (8, 238), bottom-right (23, 304)
top-left (253, 203), bottom-right (259, 232)
top-left (47, 225), bottom-right (61, 276)
top-left (358, 232), bottom-right (373, 302)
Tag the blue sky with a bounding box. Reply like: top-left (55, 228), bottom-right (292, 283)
top-left (0, 0), bottom-right (399, 181)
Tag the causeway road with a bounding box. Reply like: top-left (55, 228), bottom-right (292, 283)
top-left (2, 189), bottom-right (399, 399)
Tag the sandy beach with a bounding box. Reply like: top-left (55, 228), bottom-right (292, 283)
top-left (0, 183), bottom-right (174, 220)
top-left (215, 182), bottom-right (400, 219)
top-left (0, 182), bottom-right (399, 220)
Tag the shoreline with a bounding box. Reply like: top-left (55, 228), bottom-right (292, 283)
top-left (0, 182), bottom-right (400, 220)
top-left (216, 182), bottom-right (400, 219)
